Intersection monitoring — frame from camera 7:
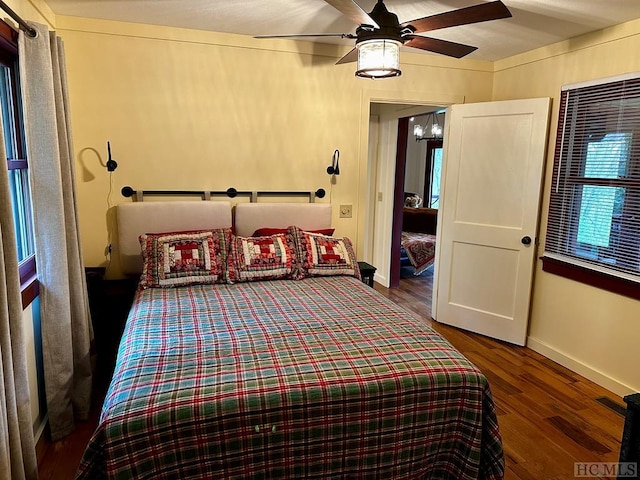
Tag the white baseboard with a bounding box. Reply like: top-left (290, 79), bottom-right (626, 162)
top-left (373, 272), bottom-right (389, 288)
top-left (527, 336), bottom-right (637, 398)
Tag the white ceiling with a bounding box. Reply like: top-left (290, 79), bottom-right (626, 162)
top-left (46, 0), bottom-right (640, 61)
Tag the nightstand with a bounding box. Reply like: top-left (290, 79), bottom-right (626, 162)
top-left (358, 261), bottom-right (377, 287)
top-left (86, 268), bottom-right (138, 387)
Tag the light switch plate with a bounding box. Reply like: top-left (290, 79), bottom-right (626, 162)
top-left (339, 205), bottom-right (352, 218)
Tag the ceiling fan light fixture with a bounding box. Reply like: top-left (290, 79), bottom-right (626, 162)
top-left (355, 39), bottom-right (401, 79)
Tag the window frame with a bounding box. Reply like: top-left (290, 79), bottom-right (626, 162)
top-left (541, 73), bottom-right (640, 300)
top-left (0, 19), bottom-right (37, 307)
top-left (423, 139), bottom-right (443, 209)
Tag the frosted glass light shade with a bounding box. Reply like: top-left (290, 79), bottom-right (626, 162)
top-left (356, 39), bottom-right (401, 79)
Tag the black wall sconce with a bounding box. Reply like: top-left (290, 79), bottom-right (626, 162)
top-left (106, 141), bottom-right (118, 172)
top-left (327, 149), bottom-right (340, 176)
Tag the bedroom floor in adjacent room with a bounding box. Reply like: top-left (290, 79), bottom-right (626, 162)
top-left (37, 275), bottom-right (626, 480)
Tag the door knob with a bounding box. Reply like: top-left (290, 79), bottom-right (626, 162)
top-left (521, 236), bottom-right (532, 245)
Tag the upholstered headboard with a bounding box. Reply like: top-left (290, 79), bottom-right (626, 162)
top-left (117, 201), bottom-right (232, 275)
top-left (116, 201), bottom-right (332, 275)
top-left (234, 203), bottom-right (332, 237)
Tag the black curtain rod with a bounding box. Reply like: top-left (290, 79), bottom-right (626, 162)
top-left (121, 186), bottom-right (327, 202)
top-left (0, 0), bottom-right (37, 38)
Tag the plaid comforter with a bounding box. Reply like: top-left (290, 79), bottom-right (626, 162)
top-left (77, 276), bottom-right (503, 480)
top-left (401, 232), bottom-right (437, 275)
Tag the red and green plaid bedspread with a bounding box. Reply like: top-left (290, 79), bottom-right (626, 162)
top-left (76, 276), bottom-right (503, 480)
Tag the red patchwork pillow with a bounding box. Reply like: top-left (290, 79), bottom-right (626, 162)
top-left (138, 229), bottom-right (231, 289)
top-left (227, 233), bottom-right (298, 283)
top-left (289, 226), bottom-right (360, 280)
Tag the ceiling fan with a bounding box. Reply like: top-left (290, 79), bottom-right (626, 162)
top-left (255, 0), bottom-right (512, 78)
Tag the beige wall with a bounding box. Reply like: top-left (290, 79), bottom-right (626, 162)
top-left (4, 0), bottom-right (55, 29)
top-left (492, 18), bottom-right (640, 396)
top-left (55, 16), bottom-right (494, 276)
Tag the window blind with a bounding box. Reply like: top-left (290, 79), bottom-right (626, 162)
top-left (545, 73), bottom-right (640, 281)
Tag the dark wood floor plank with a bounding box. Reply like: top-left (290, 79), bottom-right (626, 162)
top-left (546, 415), bottom-right (611, 456)
top-left (570, 406), bottom-right (625, 452)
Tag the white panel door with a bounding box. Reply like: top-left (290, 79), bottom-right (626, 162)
top-left (435, 98), bottom-right (550, 346)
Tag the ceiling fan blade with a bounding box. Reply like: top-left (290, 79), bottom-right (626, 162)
top-left (324, 0), bottom-right (379, 28)
top-left (404, 36), bottom-right (478, 59)
top-left (336, 47), bottom-right (358, 64)
top-left (402, 1), bottom-right (511, 34)
top-left (254, 33), bottom-right (355, 39)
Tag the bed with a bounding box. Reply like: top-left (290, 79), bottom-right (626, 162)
top-left (401, 207), bottom-right (438, 275)
top-left (76, 201), bottom-right (503, 480)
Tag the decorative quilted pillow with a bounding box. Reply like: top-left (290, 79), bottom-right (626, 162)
top-left (289, 226), bottom-right (361, 280)
top-left (227, 233), bottom-right (298, 283)
top-left (138, 229), bottom-right (231, 289)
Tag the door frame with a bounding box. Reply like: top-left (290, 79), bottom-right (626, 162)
top-left (357, 89), bottom-right (463, 290)
top-left (423, 139), bottom-right (444, 207)
top-left (389, 117), bottom-right (409, 289)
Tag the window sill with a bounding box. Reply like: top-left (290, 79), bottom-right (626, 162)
top-left (541, 255), bottom-right (640, 301)
top-left (21, 275), bottom-right (39, 309)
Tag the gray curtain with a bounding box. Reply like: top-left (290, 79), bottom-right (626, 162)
top-left (0, 119), bottom-right (38, 477)
top-left (20, 23), bottom-right (93, 441)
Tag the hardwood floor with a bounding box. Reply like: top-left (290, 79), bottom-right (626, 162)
top-left (37, 271), bottom-right (626, 479)
top-left (36, 383), bottom-right (105, 480)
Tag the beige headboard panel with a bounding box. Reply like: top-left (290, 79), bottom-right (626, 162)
top-left (234, 203), bottom-right (332, 237)
top-left (117, 201), bottom-right (232, 275)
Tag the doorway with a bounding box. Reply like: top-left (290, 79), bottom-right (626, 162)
top-left (366, 103), bottom-right (445, 311)
top-left (392, 112), bottom-right (444, 288)
top-left (363, 96), bottom-right (549, 345)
